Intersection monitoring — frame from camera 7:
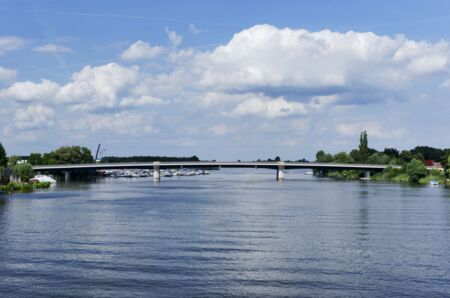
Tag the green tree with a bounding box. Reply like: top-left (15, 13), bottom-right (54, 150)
top-left (349, 149), bottom-right (360, 163)
top-left (399, 150), bottom-right (414, 164)
top-left (411, 146), bottom-right (443, 161)
top-left (359, 131), bottom-right (369, 163)
top-left (28, 153), bottom-right (43, 165)
top-left (0, 142), bottom-right (7, 167)
top-left (8, 155), bottom-right (21, 167)
top-left (13, 162), bottom-right (34, 182)
top-left (316, 150), bottom-right (333, 162)
top-left (447, 155), bottom-right (450, 177)
top-left (366, 152), bottom-right (390, 165)
top-left (51, 146), bottom-right (94, 164)
top-left (406, 158), bottom-right (427, 183)
top-left (382, 166), bottom-right (396, 180)
top-left (333, 152), bottom-right (353, 163)
top-left (383, 148), bottom-right (399, 158)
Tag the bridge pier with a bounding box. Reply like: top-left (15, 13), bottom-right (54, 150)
top-left (64, 171), bottom-right (71, 182)
top-left (276, 162), bottom-right (285, 181)
top-left (364, 170), bottom-right (371, 179)
top-left (153, 162), bottom-right (161, 181)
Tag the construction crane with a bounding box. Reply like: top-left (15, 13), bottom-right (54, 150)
top-left (95, 144), bottom-right (101, 163)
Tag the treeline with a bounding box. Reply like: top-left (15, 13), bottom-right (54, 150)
top-left (315, 131), bottom-right (450, 184)
top-left (316, 132), bottom-right (450, 167)
top-left (27, 146), bottom-right (94, 165)
top-left (100, 155), bottom-right (200, 163)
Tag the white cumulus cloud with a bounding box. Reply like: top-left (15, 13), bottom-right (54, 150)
top-left (194, 25), bottom-right (450, 97)
top-left (57, 63), bottom-right (139, 109)
top-left (230, 95), bottom-right (307, 118)
top-left (84, 112), bottom-right (158, 136)
top-left (0, 79), bottom-right (60, 102)
top-left (13, 104), bottom-right (55, 129)
top-left (120, 95), bottom-right (165, 107)
top-left (120, 40), bottom-right (164, 61)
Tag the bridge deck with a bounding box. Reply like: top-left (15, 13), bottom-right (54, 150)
top-left (32, 161), bottom-right (404, 172)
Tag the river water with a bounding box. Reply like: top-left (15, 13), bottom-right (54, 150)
top-left (0, 169), bottom-right (449, 297)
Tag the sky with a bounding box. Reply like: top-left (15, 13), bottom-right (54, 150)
top-left (1, 0), bottom-right (450, 161)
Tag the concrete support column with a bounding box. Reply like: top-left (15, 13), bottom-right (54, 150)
top-left (153, 162), bottom-right (161, 181)
top-left (64, 171), bottom-right (71, 182)
top-left (276, 161), bottom-right (285, 181)
top-left (364, 170), bottom-right (371, 179)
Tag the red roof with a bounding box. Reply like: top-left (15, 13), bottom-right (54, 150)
top-left (424, 160), bottom-right (434, 166)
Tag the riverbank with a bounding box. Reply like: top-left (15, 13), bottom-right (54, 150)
top-left (0, 181), bottom-right (51, 194)
top-left (322, 167), bottom-right (449, 186)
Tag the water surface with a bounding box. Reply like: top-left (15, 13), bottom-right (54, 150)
top-left (1, 169), bottom-right (449, 297)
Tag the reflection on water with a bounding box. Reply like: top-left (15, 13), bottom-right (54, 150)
top-left (0, 169), bottom-right (449, 297)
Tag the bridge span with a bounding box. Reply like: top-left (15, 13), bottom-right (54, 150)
top-left (32, 161), bottom-right (404, 181)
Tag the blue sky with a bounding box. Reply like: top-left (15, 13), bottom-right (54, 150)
top-left (1, 0), bottom-right (450, 160)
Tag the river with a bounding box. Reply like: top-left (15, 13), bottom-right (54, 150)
top-left (0, 169), bottom-right (449, 297)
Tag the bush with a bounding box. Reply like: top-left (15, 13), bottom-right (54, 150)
top-left (406, 159), bottom-right (427, 183)
top-left (20, 183), bottom-right (33, 192)
top-left (327, 170), bottom-right (361, 180)
top-left (13, 163), bottom-right (34, 182)
top-left (392, 174), bottom-right (411, 183)
top-left (0, 182), bottom-right (22, 193)
top-left (0, 181), bottom-right (50, 193)
top-left (418, 170), bottom-right (446, 185)
top-left (34, 182), bottom-right (51, 189)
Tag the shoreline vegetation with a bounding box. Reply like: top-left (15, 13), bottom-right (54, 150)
top-left (314, 131), bottom-right (450, 185)
top-left (0, 181), bottom-right (51, 194)
top-left (1, 132), bottom-right (450, 194)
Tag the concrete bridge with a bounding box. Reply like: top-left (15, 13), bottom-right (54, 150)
top-left (32, 161), bottom-right (403, 181)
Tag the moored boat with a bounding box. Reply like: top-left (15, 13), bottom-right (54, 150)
top-left (30, 175), bottom-right (57, 184)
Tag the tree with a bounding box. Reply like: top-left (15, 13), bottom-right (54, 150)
top-left (0, 142), bottom-right (6, 167)
top-left (382, 166), bottom-right (396, 180)
top-left (350, 149), bottom-right (360, 163)
top-left (50, 146), bottom-right (94, 164)
top-left (316, 150), bottom-right (333, 162)
top-left (8, 155), bottom-right (21, 167)
top-left (366, 153), bottom-right (390, 165)
top-left (383, 148), bottom-right (399, 158)
top-left (447, 155), bottom-right (450, 177)
top-left (359, 131), bottom-right (369, 163)
top-left (13, 163), bottom-right (34, 182)
top-left (406, 158), bottom-right (427, 183)
top-left (399, 150), bottom-right (414, 164)
top-left (411, 146), bottom-right (444, 161)
top-left (28, 153), bottom-right (43, 165)
top-left (333, 152), bottom-right (353, 163)
top-left (274, 156), bottom-right (281, 162)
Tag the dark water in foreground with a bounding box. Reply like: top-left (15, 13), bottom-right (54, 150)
top-left (0, 169), bottom-right (449, 297)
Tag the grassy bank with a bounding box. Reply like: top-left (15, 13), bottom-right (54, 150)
top-left (0, 181), bottom-right (51, 194)
top-left (322, 167), bottom-right (449, 186)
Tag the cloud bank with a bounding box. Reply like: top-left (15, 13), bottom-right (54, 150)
top-left (2, 25), bottom-right (450, 156)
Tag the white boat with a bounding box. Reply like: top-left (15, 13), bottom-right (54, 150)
top-left (429, 180), bottom-right (439, 186)
top-left (30, 175), bottom-right (57, 184)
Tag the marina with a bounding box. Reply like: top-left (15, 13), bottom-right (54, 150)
top-left (99, 168), bottom-right (210, 178)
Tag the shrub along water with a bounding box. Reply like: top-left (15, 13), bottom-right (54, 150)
top-left (0, 181), bottom-right (51, 194)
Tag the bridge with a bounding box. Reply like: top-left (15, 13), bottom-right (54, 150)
top-left (32, 161), bottom-right (403, 181)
